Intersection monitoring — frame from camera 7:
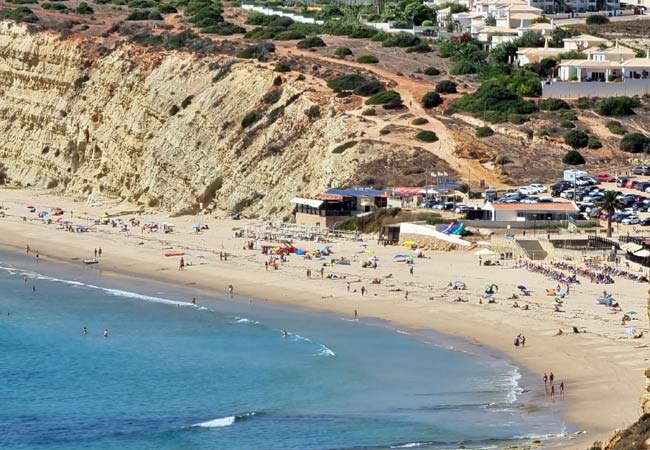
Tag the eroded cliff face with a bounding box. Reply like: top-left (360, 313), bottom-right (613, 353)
top-left (0, 22), bottom-right (434, 217)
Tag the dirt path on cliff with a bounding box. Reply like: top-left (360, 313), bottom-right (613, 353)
top-left (275, 44), bottom-right (498, 186)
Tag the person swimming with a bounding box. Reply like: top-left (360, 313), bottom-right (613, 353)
top-left (282, 330), bottom-right (288, 338)
top-left (83, 327), bottom-right (88, 335)
top-left (103, 329), bottom-right (109, 338)
top-left (192, 297), bottom-right (197, 305)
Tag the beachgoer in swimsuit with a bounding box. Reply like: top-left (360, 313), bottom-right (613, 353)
top-left (282, 330), bottom-right (288, 337)
top-left (543, 373), bottom-right (548, 386)
top-left (98, 248), bottom-right (102, 257)
top-left (83, 327), bottom-right (88, 335)
top-left (103, 329), bottom-right (109, 338)
top-left (32, 284), bottom-right (36, 293)
top-left (549, 372), bottom-right (554, 384)
top-left (192, 297), bottom-right (197, 305)
top-left (354, 309), bottom-right (358, 320)
top-left (228, 285), bottom-right (234, 297)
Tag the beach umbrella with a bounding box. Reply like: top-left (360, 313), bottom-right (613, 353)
top-left (62, 220), bottom-right (72, 225)
top-left (626, 327), bottom-right (637, 335)
top-left (517, 284), bottom-right (527, 291)
top-left (627, 311), bottom-right (638, 315)
top-left (452, 281), bottom-right (466, 288)
top-left (475, 248), bottom-right (496, 257)
top-left (359, 243), bottom-right (368, 247)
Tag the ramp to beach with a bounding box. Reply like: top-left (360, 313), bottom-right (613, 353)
top-left (399, 223), bottom-right (472, 247)
top-left (516, 239), bottom-right (547, 260)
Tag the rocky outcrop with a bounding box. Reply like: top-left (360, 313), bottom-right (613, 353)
top-left (0, 22), bottom-right (436, 217)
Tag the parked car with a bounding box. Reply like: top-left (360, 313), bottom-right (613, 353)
top-left (455, 205), bottom-right (469, 214)
top-left (642, 217), bottom-right (650, 226)
top-left (632, 166), bottom-right (650, 175)
top-left (519, 186), bottom-right (538, 195)
top-left (560, 191), bottom-right (575, 199)
top-left (622, 215), bottom-right (640, 225)
top-left (529, 183), bottom-right (548, 193)
top-left (617, 177), bottom-right (630, 187)
top-left (594, 173), bottom-right (616, 182)
top-left (551, 181), bottom-right (573, 191)
top-left (520, 197), bottom-right (539, 204)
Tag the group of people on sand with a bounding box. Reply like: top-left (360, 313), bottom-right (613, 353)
top-left (519, 261), bottom-right (579, 285)
top-left (584, 260), bottom-right (647, 283)
top-left (543, 372), bottom-right (564, 398)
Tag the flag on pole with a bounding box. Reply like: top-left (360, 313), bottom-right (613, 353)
top-left (567, 215), bottom-right (577, 233)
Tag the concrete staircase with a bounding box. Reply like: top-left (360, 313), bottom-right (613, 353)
top-left (516, 239), bottom-right (548, 260)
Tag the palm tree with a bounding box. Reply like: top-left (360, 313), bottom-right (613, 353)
top-left (596, 190), bottom-right (625, 237)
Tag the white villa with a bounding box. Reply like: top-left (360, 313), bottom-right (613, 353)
top-left (516, 34), bottom-right (611, 65)
top-left (557, 43), bottom-right (641, 81)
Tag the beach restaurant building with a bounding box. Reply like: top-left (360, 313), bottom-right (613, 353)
top-left (291, 188), bottom-right (387, 228)
top-left (482, 202), bottom-right (579, 222)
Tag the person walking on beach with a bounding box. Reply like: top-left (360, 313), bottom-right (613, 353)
top-left (543, 373), bottom-right (548, 386)
top-left (361, 286), bottom-right (366, 296)
top-left (560, 381), bottom-right (564, 396)
top-left (404, 290), bottom-right (409, 301)
top-left (228, 285), bottom-right (234, 297)
top-left (307, 269), bottom-right (311, 279)
top-left (179, 257), bottom-right (185, 271)
top-left (103, 329), bottom-right (109, 338)
top-left (354, 309), bottom-right (358, 320)
top-left (521, 335), bottom-right (526, 347)
top-left (265, 261), bottom-right (268, 271)
top-left (94, 248), bottom-right (98, 258)
top-left (98, 248), bottom-right (102, 257)
top-left (409, 266), bottom-right (414, 277)
top-left (514, 335), bottom-right (520, 348)
top-left (347, 282), bottom-right (350, 292)
top-left (549, 372), bottom-right (554, 385)
top-left (35, 251), bottom-right (39, 262)
top-left (550, 385), bottom-right (555, 398)
top-left (479, 256), bottom-right (482, 266)
top-left (320, 267), bottom-right (324, 279)
top-left (26, 244), bottom-right (30, 254)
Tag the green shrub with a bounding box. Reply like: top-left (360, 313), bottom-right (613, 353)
top-left (0, 6), bottom-right (38, 21)
top-left (587, 136), bottom-right (602, 149)
top-left (606, 120), bottom-right (626, 135)
top-left (274, 30), bottom-right (306, 40)
top-left (448, 81), bottom-right (536, 122)
top-left (353, 81), bottom-right (385, 96)
top-left (366, 90), bottom-right (401, 105)
top-left (382, 32), bottom-right (420, 48)
top-left (127, 10), bottom-right (151, 20)
top-left (508, 113), bottom-right (528, 124)
top-left (356, 55), bottom-right (379, 64)
top-left (563, 150), bottom-right (585, 165)
top-left (275, 61), bottom-right (291, 72)
top-left (539, 98), bottom-right (570, 111)
top-left (332, 141), bottom-right (357, 154)
top-left (327, 74), bottom-right (367, 92)
top-left (241, 111), bottom-right (261, 128)
top-left (334, 47), bottom-right (352, 57)
top-left (412, 117), bottom-right (428, 125)
top-left (620, 132), bottom-right (650, 153)
top-left (422, 91), bottom-right (442, 108)
top-left (297, 36), bottom-right (326, 49)
top-left (586, 14), bottom-right (609, 25)
top-left (416, 130), bottom-right (438, 143)
top-left (76, 1), bottom-right (94, 14)
top-left (560, 120), bottom-right (576, 129)
top-left (595, 96), bottom-right (640, 116)
top-left (263, 89), bottom-right (282, 104)
top-left (158, 3), bottom-right (177, 14)
top-left (237, 43), bottom-right (276, 60)
top-left (476, 126), bottom-right (494, 138)
top-left (201, 22), bottom-right (245, 35)
top-left (564, 129), bottom-right (589, 148)
top-left (575, 97), bottom-right (595, 109)
top-left (305, 105), bottom-right (320, 119)
top-left (41, 2), bottom-right (67, 10)
top-left (406, 42), bottom-right (431, 53)
top-left (561, 110), bottom-right (578, 121)
top-left (424, 67), bottom-right (440, 76)
top-left (435, 80), bottom-right (457, 94)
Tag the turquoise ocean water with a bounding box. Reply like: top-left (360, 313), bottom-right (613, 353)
top-left (0, 251), bottom-right (569, 450)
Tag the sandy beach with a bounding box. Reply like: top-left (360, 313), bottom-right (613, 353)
top-left (1, 188), bottom-right (648, 449)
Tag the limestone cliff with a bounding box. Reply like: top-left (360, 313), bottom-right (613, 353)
top-left (0, 21), bottom-right (440, 217)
